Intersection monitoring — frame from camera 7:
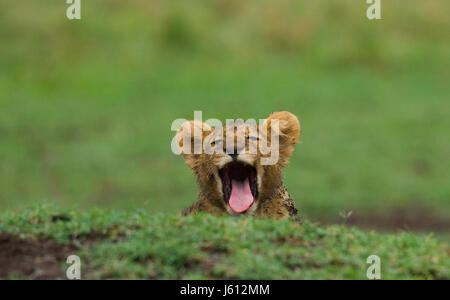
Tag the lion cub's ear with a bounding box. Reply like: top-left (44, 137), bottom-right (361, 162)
top-left (262, 111), bottom-right (301, 165)
top-left (176, 120), bottom-right (212, 169)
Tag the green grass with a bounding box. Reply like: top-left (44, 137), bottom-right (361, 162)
top-left (0, 1), bottom-right (449, 224)
top-left (0, 206), bottom-right (448, 280)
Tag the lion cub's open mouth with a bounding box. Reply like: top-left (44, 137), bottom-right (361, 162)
top-left (219, 161), bottom-right (257, 213)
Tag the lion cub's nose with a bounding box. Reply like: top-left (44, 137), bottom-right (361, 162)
top-left (226, 147), bottom-right (244, 160)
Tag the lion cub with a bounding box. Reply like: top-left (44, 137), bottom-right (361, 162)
top-left (175, 111), bottom-right (301, 219)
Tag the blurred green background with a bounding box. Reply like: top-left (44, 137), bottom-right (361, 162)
top-left (0, 1), bottom-right (449, 231)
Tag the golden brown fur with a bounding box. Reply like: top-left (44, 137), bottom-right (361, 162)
top-left (176, 111), bottom-right (301, 219)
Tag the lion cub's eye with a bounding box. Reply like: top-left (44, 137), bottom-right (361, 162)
top-left (247, 136), bottom-right (259, 142)
top-left (211, 139), bottom-right (223, 146)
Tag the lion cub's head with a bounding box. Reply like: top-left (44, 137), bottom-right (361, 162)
top-left (175, 111), bottom-right (300, 216)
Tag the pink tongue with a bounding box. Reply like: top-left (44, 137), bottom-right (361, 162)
top-left (229, 178), bottom-right (254, 213)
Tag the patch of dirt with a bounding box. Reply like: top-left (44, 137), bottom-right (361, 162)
top-left (51, 214), bottom-right (71, 223)
top-left (200, 243), bottom-right (229, 255)
top-left (319, 208), bottom-right (450, 232)
top-left (174, 243), bottom-right (231, 280)
top-left (273, 236), bottom-right (318, 247)
top-left (0, 234), bottom-right (77, 280)
top-left (0, 219), bottom-right (134, 280)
